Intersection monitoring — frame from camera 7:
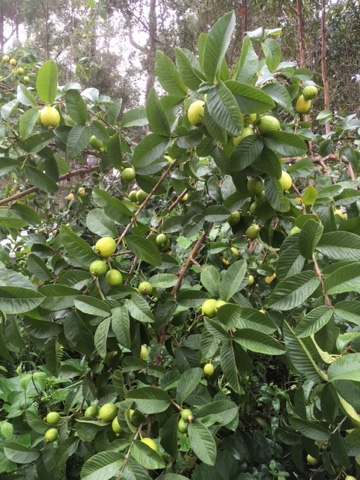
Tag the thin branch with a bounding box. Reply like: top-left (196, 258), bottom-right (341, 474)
top-left (125, 188), bottom-right (188, 280)
top-left (116, 159), bottom-right (178, 246)
top-left (127, 26), bottom-right (148, 53)
top-left (341, 155), bottom-right (356, 181)
top-left (0, 166), bottom-right (98, 207)
top-left (171, 230), bottom-right (207, 295)
top-left (312, 253), bottom-right (332, 309)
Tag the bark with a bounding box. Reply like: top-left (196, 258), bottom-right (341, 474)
top-left (320, 0), bottom-right (330, 134)
top-left (240, 0), bottom-right (247, 40)
top-left (146, 0), bottom-right (157, 97)
top-left (296, 0), bottom-right (306, 67)
top-left (0, 5), bottom-right (4, 51)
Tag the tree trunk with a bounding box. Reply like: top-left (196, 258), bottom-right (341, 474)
top-left (241, 0), bottom-right (247, 40)
top-left (320, 0), bottom-right (330, 134)
top-left (146, 0), bottom-right (157, 97)
top-left (0, 5), bottom-right (4, 51)
top-left (296, 0), bottom-right (306, 67)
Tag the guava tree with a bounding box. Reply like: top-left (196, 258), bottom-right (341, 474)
top-left (0, 11), bottom-right (360, 480)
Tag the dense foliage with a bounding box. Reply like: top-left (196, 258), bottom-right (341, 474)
top-left (0, 11), bottom-right (360, 480)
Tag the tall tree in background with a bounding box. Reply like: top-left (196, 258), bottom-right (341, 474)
top-left (1, 0), bottom-right (359, 117)
top-left (0, 0), bottom-right (20, 50)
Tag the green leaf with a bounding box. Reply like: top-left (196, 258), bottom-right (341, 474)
top-left (329, 431), bottom-right (351, 470)
top-left (123, 457), bottom-right (151, 480)
top-left (94, 317), bottom-right (111, 358)
top-left (126, 294), bottom-right (155, 323)
top-left (267, 271), bottom-right (320, 311)
top-left (233, 329), bottom-right (285, 355)
top-left (60, 225), bottom-right (98, 268)
top-left (120, 107), bottom-right (148, 128)
top-left (0, 157), bottom-right (20, 176)
top-left (298, 219), bottom-right (324, 259)
top-left (264, 177), bottom-right (290, 213)
top-left (25, 165), bottom-right (58, 193)
top-left (36, 60), bottom-right (58, 104)
top-left (276, 238), bottom-right (305, 281)
top-left (17, 83), bottom-right (37, 107)
top-left (158, 475), bottom-right (189, 480)
top-left (0, 286), bottom-right (44, 314)
top-left (23, 131), bottom-right (54, 153)
top-left (195, 400), bottom-right (238, 427)
top-left (160, 414), bottom-right (179, 458)
top-left (106, 98), bottom-right (122, 125)
top-left (126, 235), bottom-right (162, 267)
top-left (19, 108), bottom-right (39, 139)
top-left (4, 442), bottom-right (40, 464)
top-left (2, 99), bottom-right (18, 122)
top-left (64, 311), bottom-right (94, 355)
top-left (328, 353), bottom-right (360, 382)
top-left (219, 260), bottom-right (247, 301)
top-left (10, 203), bottom-right (41, 226)
top-left (296, 305), bottom-right (334, 338)
top-left (206, 82), bottom-right (243, 137)
top-left (334, 301), bottom-right (360, 326)
top-left (146, 87), bottom-right (171, 136)
top-left (67, 124), bottom-right (91, 158)
top-left (200, 265), bottom-right (220, 296)
top-left (176, 367), bottom-right (203, 404)
top-left (262, 131), bottom-right (307, 157)
top-left (86, 209), bottom-right (118, 237)
top-left (175, 47), bottom-right (203, 91)
top-left (0, 209), bottom-right (28, 229)
top-left (262, 38), bottom-right (281, 71)
top-left (289, 418), bottom-right (330, 441)
top-left (188, 420), bottom-right (217, 466)
top-left (65, 89), bottom-right (89, 124)
top-left (23, 316), bottom-right (62, 339)
top-left (324, 262), bottom-right (360, 295)
top-left (80, 451), bottom-right (124, 480)
top-left (132, 133), bottom-right (170, 169)
top-left (261, 83), bottom-right (294, 113)
top-left (217, 305), bottom-right (277, 333)
top-left (92, 189), bottom-right (133, 223)
top-left (220, 341), bottom-right (242, 394)
top-left (204, 107), bottom-right (227, 144)
top-left (203, 11), bottom-right (235, 83)
top-left (283, 321), bottom-right (325, 382)
top-left (111, 306), bottom-right (131, 348)
top-left (107, 133), bottom-right (122, 169)
top-left (229, 136), bottom-right (263, 171)
top-left (317, 232), bottom-right (360, 261)
top-left (204, 205), bottom-right (231, 222)
top-left (155, 51), bottom-right (187, 97)
top-left (302, 186), bottom-right (318, 206)
top-left (148, 274), bottom-right (178, 289)
top-left (39, 284), bottom-right (79, 310)
top-left (75, 296), bottom-right (111, 318)
top-left (131, 441), bottom-right (165, 470)
top-left (122, 356), bottom-right (147, 373)
top-left (226, 80), bottom-right (275, 113)
top-left (126, 387), bottom-right (171, 414)
top-left (234, 36), bottom-right (259, 83)
top-left (25, 411), bottom-right (49, 434)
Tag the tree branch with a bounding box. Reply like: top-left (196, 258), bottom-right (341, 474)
top-left (171, 230), bottom-right (207, 295)
top-left (127, 26), bottom-right (148, 53)
top-left (0, 166), bottom-right (98, 207)
top-left (117, 159), bottom-right (178, 245)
